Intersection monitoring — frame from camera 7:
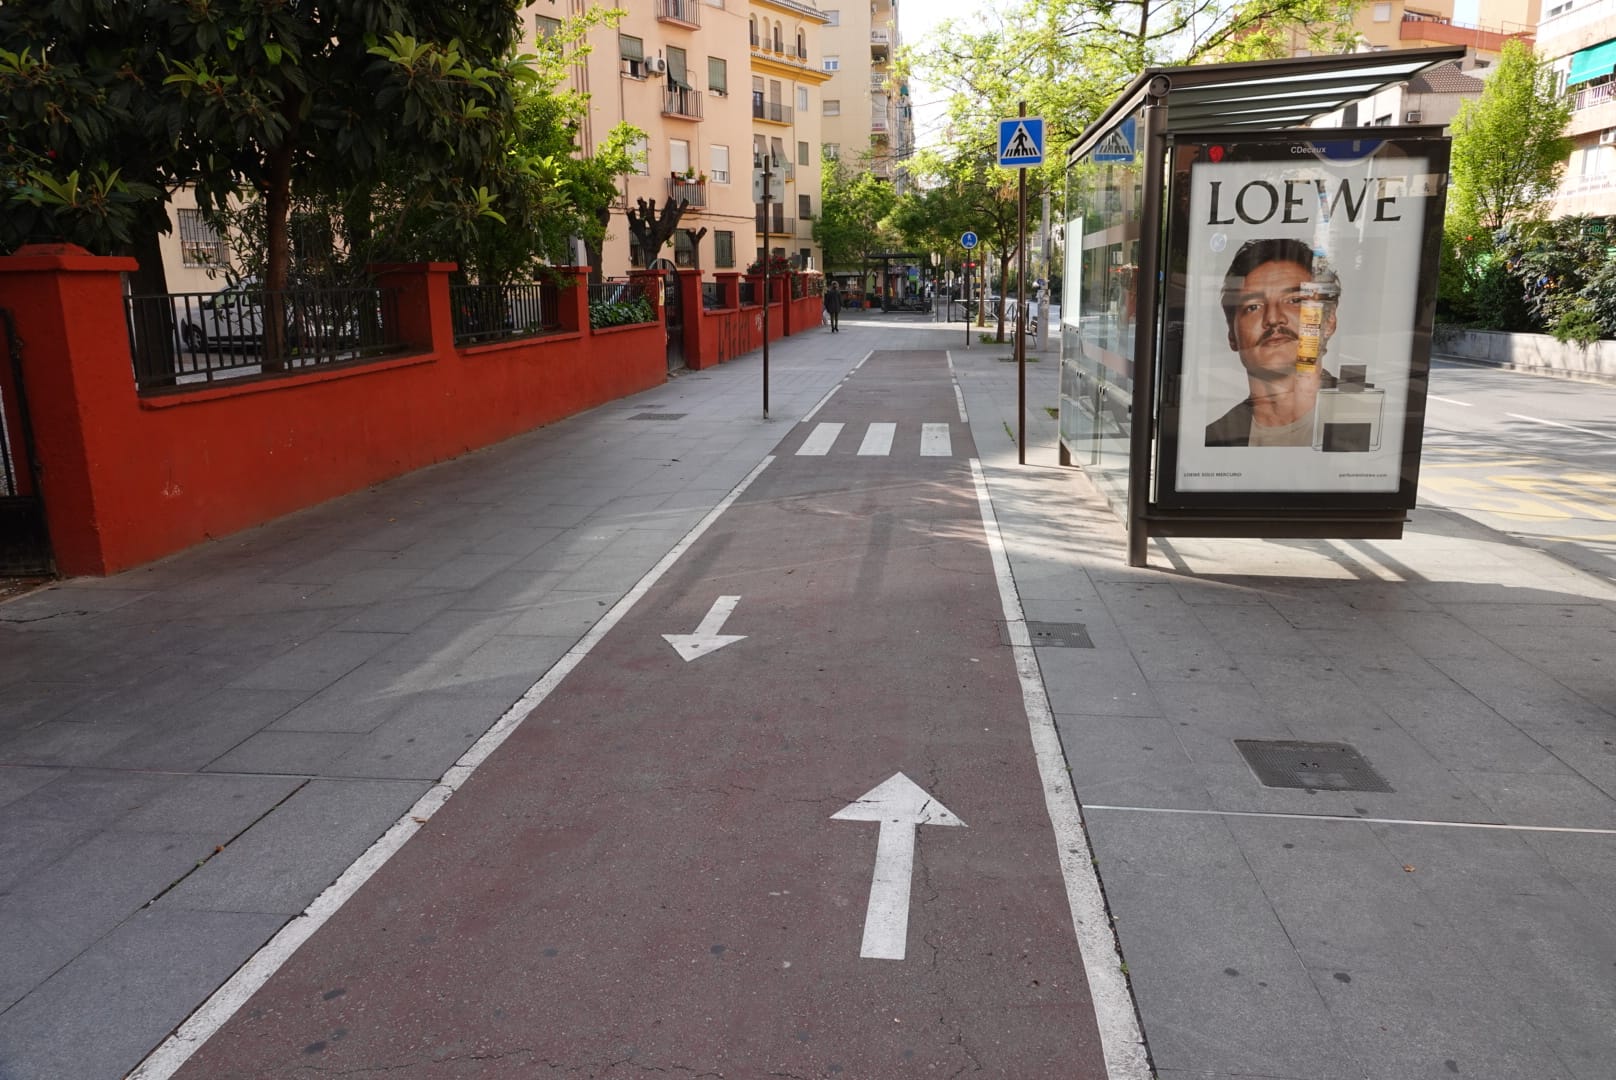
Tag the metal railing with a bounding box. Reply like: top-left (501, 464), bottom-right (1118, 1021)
top-left (751, 96), bottom-right (793, 123)
top-left (738, 280), bottom-right (758, 306)
top-left (656, 0), bottom-right (701, 25)
top-left (450, 281), bottom-right (562, 347)
top-left (587, 280), bottom-right (657, 329)
top-left (1572, 80), bottom-right (1616, 111)
top-left (663, 86), bottom-right (704, 119)
top-left (125, 285), bottom-right (403, 393)
top-left (755, 211), bottom-right (796, 235)
top-left (669, 178), bottom-right (708, 207)
top-left (701, 282), bottom-right (726, 309)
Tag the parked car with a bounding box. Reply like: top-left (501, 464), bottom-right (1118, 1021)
top-left (175, 281), bottom-right (263, 352)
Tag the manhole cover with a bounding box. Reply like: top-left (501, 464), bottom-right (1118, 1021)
top-left (628, 412), bottom-right (687, 421)
top-left (1234, 739), bottom-right (1393, 793)
top-left (1002, 621), bottom-right (1094, 648)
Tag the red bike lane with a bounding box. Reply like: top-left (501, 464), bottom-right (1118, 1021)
top-left (169, 351), bottom-right (1112, 1078)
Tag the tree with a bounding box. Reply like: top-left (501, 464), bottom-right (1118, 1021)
top-left (1449, 39), bottom-right (1573, 233)
top-left (624, 197), bottom-right (693, 267)
top-left (814, 150), bottom-right (899, 271)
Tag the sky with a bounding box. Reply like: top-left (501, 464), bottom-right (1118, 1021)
top-left (898, 0), bottom-right (984, 152)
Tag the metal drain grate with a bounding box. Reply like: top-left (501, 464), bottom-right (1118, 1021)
top-left (628, 412), bottom-right (687, 421)
top-left (1003, 621), bottom-right (1094, 648)
top-left (1235, 739), bottom-right (1393, 793)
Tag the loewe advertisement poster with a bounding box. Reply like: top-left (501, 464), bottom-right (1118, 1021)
top-left (1168, 138), bottom-right (1444, 497)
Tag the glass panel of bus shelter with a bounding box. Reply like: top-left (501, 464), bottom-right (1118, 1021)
top-left (1060, 111), bottom-right (1144, 515)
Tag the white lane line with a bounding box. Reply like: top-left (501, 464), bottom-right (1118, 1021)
top-left (968, 459), bottom-right (1151, 1080)
top-left (944, 352), bottom-right (969, 421)
top-left (921, 423), bottom-right (952, 457)
top-left (1426, 395), bottom-right (1472, 407)
top-left (128, 456), bottom-right (780, 1080)
top-left (1506, 412), bottom-right (1616, 441)
top-left (858, 422), bottom-right (896, 456)
top-left (798, 422), bottom-right (844, 456)
top-left (801, 350), bottom-right (874, 423)
top-left (1085, 804), bottom-right (1616, 836)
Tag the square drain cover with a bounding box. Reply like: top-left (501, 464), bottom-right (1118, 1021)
top-left (1235, 739), bottom-right (1393, 793)
top-left (628, 412), bottom-right (687, 421)
top-left (1004, 621), bottom-right (1094, 648)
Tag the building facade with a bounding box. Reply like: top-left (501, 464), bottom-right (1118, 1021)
top-left (1541, 0), bottom-right (1616, 216)
top-left (815, 0), bottom-right (914, 188)
top-left (747, 0), bottom-right (832, 268)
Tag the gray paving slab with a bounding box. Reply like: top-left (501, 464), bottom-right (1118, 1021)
top-left (159, 778), bottom-right (428, 914)
top-left (0, 907), bottom-right (284, 1080)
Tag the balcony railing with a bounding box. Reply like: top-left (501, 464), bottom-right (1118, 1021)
top-left (663, 86), bottom-right (704, 120)
top-left (755, 209), bottom-right (796, 236)
top-left (668, 178), bottom-right (709, 207)
top-left (752, 95), bottom-right (794, 123)
top-left (872, 114), bottom-right (890, 134)
top-left (656, 0), bottom-right (701, 27)
top-left (871, 28), bottom-right (891, 57)
top-left (1573, 80), bottom-right (1616, 111)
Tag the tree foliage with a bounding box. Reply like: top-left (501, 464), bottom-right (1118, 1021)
top-left (1449, 39), bottom-right (1572, 233)
top-left (814, 150), bottom-right (899, 270)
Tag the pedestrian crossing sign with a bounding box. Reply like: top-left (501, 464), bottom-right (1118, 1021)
top-left (998, 117), bottom-right (1044, 168)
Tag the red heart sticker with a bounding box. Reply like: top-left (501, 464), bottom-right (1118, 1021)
top-left (1209, 145), bottom-right (1225, 163)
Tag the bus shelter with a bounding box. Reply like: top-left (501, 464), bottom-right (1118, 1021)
top-left (1058, 48), bottom-right (1466, 565)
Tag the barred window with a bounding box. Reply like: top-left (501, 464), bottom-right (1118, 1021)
top-left (178, 209), bottom-right (226, 268)
top-left (715, 231), bottom-right (735, 268)
top-left (674, 230), bottom-right (696, 268)
top-left (536, 15), bottom-right (562, 41)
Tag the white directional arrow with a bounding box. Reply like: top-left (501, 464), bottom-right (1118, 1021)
top-left (832, 772), bottom-right (966, 960)
top-left (662, 595), bottom-right (746, 661)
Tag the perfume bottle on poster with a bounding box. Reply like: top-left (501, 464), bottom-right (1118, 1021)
top-left (1312, 364), bottom-right (1384, 453)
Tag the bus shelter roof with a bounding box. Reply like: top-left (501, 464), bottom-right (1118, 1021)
top-left (1068, 46), bottom-right (1469, 163)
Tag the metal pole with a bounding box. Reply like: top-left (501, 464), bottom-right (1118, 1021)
top-left (1016, 100), bottom-right (1028, 467)
top-left (963, 249), bottom-right (970, 349)
top-left (1126, 79), bottom-right (1171, 568)
top-left (762, 152), bottom-right (771, 419)
top-left (1037, 191), bottom-right (1051, 352)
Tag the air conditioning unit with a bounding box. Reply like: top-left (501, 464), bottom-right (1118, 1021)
top-left (1601, 128), bottom-right (1616, 145)
top-left (647, 56), bottom-right (668, 74)
top-left (1404, 110), bottom-right (1422, 123)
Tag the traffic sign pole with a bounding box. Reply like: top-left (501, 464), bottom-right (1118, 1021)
top-left (1016, 101), bottom-right (1028, 467)
top-left (959, 231), bottom-right (979, 350)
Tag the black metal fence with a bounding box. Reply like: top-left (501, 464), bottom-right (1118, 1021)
top-left (738, 280), bottom-right (758, 306)
top-left (450, 281), bottom-right (562, 347)
top-left (125, 285), bottom-right (403, 393)
top-left (701, 282), bottom-right (725, 309)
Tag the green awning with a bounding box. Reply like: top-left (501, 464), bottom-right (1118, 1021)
top-left (1568, 39), bottom-right (1616, 86)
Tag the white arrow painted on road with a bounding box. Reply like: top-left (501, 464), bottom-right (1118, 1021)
top-left (832, 772), bottom-right (966, 960)
top-left (662, 595), bottom-right (746, 661)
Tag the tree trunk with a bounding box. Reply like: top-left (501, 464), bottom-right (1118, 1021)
top-left (262, 142), bottom-right (294, 372)
top-left (122, 220), bottom-right (179, 388)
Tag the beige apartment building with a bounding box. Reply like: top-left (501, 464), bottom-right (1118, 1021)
top-left (1540, 0), bottom-right (1616, 217)
top-left (815, 0), bottom-right (915, 188)
top-left (522, 0), bottom-right (829, 276)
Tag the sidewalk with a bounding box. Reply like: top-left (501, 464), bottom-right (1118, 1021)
top-left (3, 312), bottom-right (1616, 1079)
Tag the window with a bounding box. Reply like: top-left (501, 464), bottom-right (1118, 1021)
top-left (670, 139), bottom-right (692, 176)
top-left (631, 134), bottom-right (649, 174)
top-left (535, 14), bottom-right (562, 41)
top-left (711, 144), bottom-right (730, 183)
top-left (708, 56), bottom-right (727, 95)
top-left (749, 15), bottom-right (759, 46)
top-left (716, 230), bottom-right (735, 268)
top-left (1583, 145), bottom-right (1605, 177)
top-left (796, 30), bottom-right (806, 58)
top-left (770, 137), bottom-right (786, 168)
top-left (620, 34), bottom-right (644, 77)
top-left (823, 99), bottom-right (840, 116)
top-left (799, 248), bottom-right (812, 269)
top-left (798, 194), bottom-right (812, 218)
top-left (798, 140), bottom-right (809, 166)
top-left (823, 55), bottom-right (840, 72)
top-left (178, 209), bottom-right (225, 267)
top-left (824, 8), bottom-right (840, 24)
top-left (674, 230), bottom-right (696, 268)
top-left (824, 143), bottom-right (840, 160)
top-left (667, 45), bottom-right (689, 88)
top-left (1372, 2), bottom-right (1392, 19)
top-left (773, 22), bottom-right (783, 51)
top-left (798, 87), bottom-right (809, 112)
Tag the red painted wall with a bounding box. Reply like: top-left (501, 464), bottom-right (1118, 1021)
top-left (681, 270), bottom-right (825, 371)
top-left (0, 255), bottom-right (667, 575)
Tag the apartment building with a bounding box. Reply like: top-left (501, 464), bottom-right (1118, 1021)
top-left (1286, 0), bottom-right (1535, 59)
top-left (747, 0), bottom-right (833, 268)
top-left (815, 0), bottom-right (915, 188)
top-left (1541, 0), bottom-right (1616, 216)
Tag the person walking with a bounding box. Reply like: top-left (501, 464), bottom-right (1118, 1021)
top-left (825, 280), bottom-right (843, 333)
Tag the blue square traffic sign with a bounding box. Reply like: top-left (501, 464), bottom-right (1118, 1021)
top-left (998, 117), bottom-right (1044, 168)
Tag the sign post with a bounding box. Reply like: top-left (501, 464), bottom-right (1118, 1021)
top-left (960, 230), bottom-right (978, 349)
top-left (999, 106), bottom-right (1044, 466)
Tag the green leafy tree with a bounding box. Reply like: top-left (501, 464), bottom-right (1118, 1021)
top-left (1449, 38), bottom-right (1572, 233)
top-left (814, 150), bottom-right (899, 271)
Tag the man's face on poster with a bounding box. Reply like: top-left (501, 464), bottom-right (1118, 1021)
top-left (1224, 259), bottom-right (1337, 382)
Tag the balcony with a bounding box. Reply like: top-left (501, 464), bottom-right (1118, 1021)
top-left (871, 28), bottom-right (891, 60)
top-left (752, 95), bottom-right (794, 124)
top-left (871, 113), bottom-right (890, 135)
top-left (668, 178), bottom-right (708, 207)
top-left (663, 86), bottom-right (704, 120)
top-left (1573, 80), bottom-right (1616, 111)
top-left (870, 72), bottom-right (887, 90)
top-left (656, 0), bottom-right (701, 28)
top-left (755, 208), bottom-right (796, 236)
